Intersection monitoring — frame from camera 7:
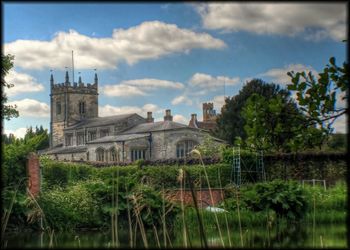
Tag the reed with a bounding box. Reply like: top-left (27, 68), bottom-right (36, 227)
top-left (235, 188), bottom-right (244, 247)
top-left (217, 168), bottom-right (232, 247)
top-left (184, 169), bottom-right (207, 248)
top-left (125, 184), bottom-right (133, 248)
top-left (177, 168), bottom-right (188, 248)
top-left (161, 184), bottom-right (168, 248)
top-left (1, 177), bottom-right (27, 242)
top-left (131, 193), bottom-right (149, 248)
top-left (191, 149), bottom-right (225, 247)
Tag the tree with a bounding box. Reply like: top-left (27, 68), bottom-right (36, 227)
top-left (287, 57), bottom-right (348, 133)
top-left (2, 54), bottom-right (19, 121)
top-left (215, 79), bottom-right (291, 144)
top-left (241, 93), bottom-right (326, 152)
top-left (24, 126), bottom-right (50, 150)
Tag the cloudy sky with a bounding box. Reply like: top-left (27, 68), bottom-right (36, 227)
top-left (4, 3), bottom-right (347, 138)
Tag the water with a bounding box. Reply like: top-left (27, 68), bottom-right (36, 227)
top-left (3, 223), bottom-right (346, 248)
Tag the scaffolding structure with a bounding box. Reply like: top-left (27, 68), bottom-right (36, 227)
top-left (231, 146), bottom-right (266, 187)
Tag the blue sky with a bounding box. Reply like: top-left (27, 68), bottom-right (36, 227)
top-left (3, 2), bottom-right (347, 137)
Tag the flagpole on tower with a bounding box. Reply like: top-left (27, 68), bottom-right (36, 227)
top-left (72, 50), bottom-right (74, 84)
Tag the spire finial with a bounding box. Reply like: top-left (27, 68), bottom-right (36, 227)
top-left (50, 69), bottom-right (54, 86)
top-left (65, 66), bottom-right (69, 84)
top-left (94, 68), bottom-right (98, 85)
top-left (78, 72), bottom-right (82, 84)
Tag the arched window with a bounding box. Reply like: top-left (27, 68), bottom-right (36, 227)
top-left (110, 147), bottom-right (119, 162)
top-left (176, 140), bottom-right (198, 158)
top-left (96, 148), bottom-right (105, 162)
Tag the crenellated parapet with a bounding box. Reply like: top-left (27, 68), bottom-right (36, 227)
top-left (50, 71), bottom-right (98, 95)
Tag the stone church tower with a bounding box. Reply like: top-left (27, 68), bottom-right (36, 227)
top-left (50, 71), bottom-right (98, 147)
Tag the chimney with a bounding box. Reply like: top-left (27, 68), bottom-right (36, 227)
top-left (146, 111), bottom-right (154, 123)
top-left (189, 113), bottom-right (198, 128)
top-left (164, 109), bottom-right (173, 121)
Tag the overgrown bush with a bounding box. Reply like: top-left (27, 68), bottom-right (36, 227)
top-left (39, 182), bottom-right (100, 230)
top-left (222, 180), bottom-right (308, 221)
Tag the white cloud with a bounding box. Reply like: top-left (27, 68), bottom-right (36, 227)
top-left (102, 78), bottom-right (185, 97)
top-left (102, 85), bottom-right (147, 97)
top-left (171, 95), bottom-right (193, 105)
top-left (173, 114), bottom-right (189, 124)
top-left (336, 91), bottom-right (347, 110)
top-left (99, 103), bottom-right (161, 117)
top-left (7, 99), bottom-right (49, 117)
top-left (196, 3), bottom-right (347, 41)
top-left (333, 115), bottom-right (347, 134)
top-left (260, 64), bottom-right (318, 85)
top-left (4, 70), bottom-right (44, 97)
top-left (5, 21), bottom-right (226, 70)
top-left (4, 127), bottom-right (28, 139)
top-left (212, 95), bottom-right (226, 112)
top-left (122, 78), bottom-right (184, 90)
top-left (189, 72), bottom-right (240, 90)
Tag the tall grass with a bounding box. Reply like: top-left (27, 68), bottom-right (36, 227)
top-left (191, 149), bottom-right (225, 247)
top-left (1, 178), bottom-right (27, 242)
top-left (217, 168), bottom-right (232, 247)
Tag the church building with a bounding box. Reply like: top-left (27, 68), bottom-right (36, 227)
top-left (44, 71), bottom-right (223, 163)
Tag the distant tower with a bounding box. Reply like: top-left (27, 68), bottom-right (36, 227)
top-left (202, 102), bottom-right (217, 122)
top-left (50, 70), bottom-right (99, 147)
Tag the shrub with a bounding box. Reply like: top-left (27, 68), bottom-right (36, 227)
top-left (39, 182), bottom-right (99, 229)
top-left (222, 180), bottom-right (308, 221)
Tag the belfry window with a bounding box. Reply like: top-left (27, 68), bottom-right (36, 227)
top-left (176, 140), bottom-right (197, 158)
top-left (79, 101), bottom-right (85, 115)
top-left (56, 102), bottom-right (61, 115)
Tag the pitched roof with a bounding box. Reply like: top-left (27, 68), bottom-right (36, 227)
top-left (64, 113), bottom-right (140, 130)
top-left (121, 120), bottom-right (193, 134)
top-left (44, 146), bottom-right (87, 155)
top-left (87, 133), bottom-right (149, 144)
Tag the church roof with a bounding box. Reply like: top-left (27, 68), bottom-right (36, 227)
top-left (44, 146), bottom-right (87, 155)
top-left (64, 113), bottom-right (140, 130)
top-left (86, 133), bottom-right (149, 144)
top-left (121, 120), bottom-right (193, 134)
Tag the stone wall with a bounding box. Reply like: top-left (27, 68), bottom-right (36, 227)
top-left (67, 92), bottom-right (98, 124)
top-left (52, 121), bottom-right (65, 147)
top-left (151, 128), bottom-right (209, 160)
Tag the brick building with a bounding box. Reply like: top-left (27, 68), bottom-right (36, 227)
top-left (188, 102), bottom-right (218, 132)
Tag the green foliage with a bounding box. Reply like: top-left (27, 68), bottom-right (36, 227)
top-left (326, 133), bottom-right (347, 151)
top-left (223, 180), bottom-right (308, 221)
top-left (39, 182), bottom-right (100, 229)
top-left (41, 158), bottom-right (95, 188)
top-left (287, 56), bottom-right (348, 133)
top-left (23, 126), bottom-right (50, 150)
top-left (2, 133), bottom-right (49, 190)
top-left (303, 181), bottom-right (346, 211)
top-left (2, 54), bottom-right (19, 121)
top-left (2, 188), bottom-right (29, 229)
top-left (195, 135), bottom-right (225, 158)
top-left (215, 79), bottom-right (292, 144)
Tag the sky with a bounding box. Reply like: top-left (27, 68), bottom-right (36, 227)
top-left (3, 2), bottom-right (348, 138)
